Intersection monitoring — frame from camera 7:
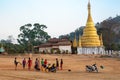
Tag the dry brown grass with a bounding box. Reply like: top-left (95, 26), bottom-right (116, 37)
top-left (0, 54), bottom-right (120, 80)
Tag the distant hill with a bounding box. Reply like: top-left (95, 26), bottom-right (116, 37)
top-left (59, 15), bottom-right (120, 50)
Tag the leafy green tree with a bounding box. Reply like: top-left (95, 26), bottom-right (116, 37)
top-left (18, 23), bottom-right (51, 53)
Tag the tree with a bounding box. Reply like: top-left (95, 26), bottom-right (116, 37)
top-left (0, 37), bottom-right (24, 54)
top-left (18, 23), bottom-right (51, 53)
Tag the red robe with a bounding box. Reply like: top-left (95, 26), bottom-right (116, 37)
top-left (28, 60), bottom-right (32, 69)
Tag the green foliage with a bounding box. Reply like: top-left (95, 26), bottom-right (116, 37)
top-left (18, 23), bottom-right (51, 53)
top-left (0, 39), bottom-right (24, 54)
top-left (56, 49), bottom-right (61, 54)
top-left (65, 50), bottom-right (68, 54)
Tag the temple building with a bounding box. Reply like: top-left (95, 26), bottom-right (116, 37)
top-left (77, 1), bottom-right (105, 54)
top-left (37, 38), bottom-right (71, 54)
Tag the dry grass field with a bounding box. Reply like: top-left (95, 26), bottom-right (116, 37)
top-left (0, 54), bottom-right (120, 80)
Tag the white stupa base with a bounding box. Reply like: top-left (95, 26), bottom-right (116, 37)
top-left (77, 47), bottom-right (105, 54)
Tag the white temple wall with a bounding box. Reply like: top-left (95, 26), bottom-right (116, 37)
top-left (39, 47), bottom-right (52, 53)
top-left (77, 47), bottom-right (105, 54)
top-left (39, 48), bottom-right (44, 52)
top-left (59, 45), bottom-right (71, 53)
top-left (39, 45), bottom-right (71, 53)
top-left (77, 48), bottom-right (82, 54)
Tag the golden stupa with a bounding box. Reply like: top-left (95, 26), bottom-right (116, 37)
top-left (80, 1), bottom-right (102, 47)
top-left (73, 35), bottom-right (77, 47)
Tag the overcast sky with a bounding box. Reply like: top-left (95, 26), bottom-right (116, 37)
top-left (0, 0), bottom-right (120, 41)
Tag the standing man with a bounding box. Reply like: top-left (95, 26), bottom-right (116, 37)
top-left (14, 57), bottom-right (18, 70)
top-left (22, 58), bottom-right (26, 69)
top-left (34, 58), bottom-right (40, 71)
top-left (56, 58), bottom-right (59, 70)
top-left (60, 59), bottom-right (63, 70)
top-left (28, 57), bottom-right (32, 70)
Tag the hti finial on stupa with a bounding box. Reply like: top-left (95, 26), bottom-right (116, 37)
top-left (86, 0), bottom-right (94, 27)
top-left (88, 0), bottom-right (91, 9)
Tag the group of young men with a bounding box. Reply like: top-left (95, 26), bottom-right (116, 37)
top-left (14, 57), bottom-right (32, 70)
top-left (14, 57), bottom-right (63, 72)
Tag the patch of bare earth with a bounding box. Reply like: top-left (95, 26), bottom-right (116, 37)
top-left (0, 54), bottom-right (120, 80)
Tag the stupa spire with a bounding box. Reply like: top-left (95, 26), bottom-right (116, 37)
top-left (73, 34), bottom-right (77, 47)
top-left (88, 0), bottom-right (91, 12)
top-left (86, 0), bottom-right (94, 27)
